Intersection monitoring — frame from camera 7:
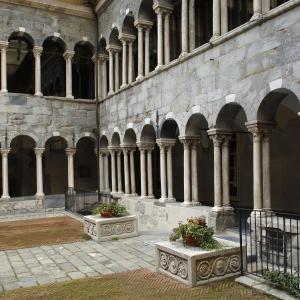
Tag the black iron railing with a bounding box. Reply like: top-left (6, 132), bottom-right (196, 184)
top-left (65, 189), bottom-right (113, 215)
top-left (237, 208), bottom-right (300, 282)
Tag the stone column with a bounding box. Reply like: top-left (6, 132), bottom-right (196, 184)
top-left (110, 150), bottom-right (117, 194)
top-left (144, 27), bottom-right (151, 75)
top-left (104, 152), bottom-right (110, 192)
top-left (99, 152), bottom-right (104, 192)
top-left (63, 50), bottom-right (75, 99)
top-left (128, 42), bottom-right (134, 84)
top-left (222, 136), bottom-right (232, 209)
top-left (0, 42), bottom-right (9, 93)
top-left (247, 124), bottom-right (263, 211)
top-left (114, 51), bottom-right (120, 91)
top-left (252, 0), bottom-right (262, 19)
top-left (155, 7), bottom-right (164, 69)
top-left (100, 55), bottom-right (108, 99)
top-left (167, 145), bottom-right (174, 201)
top-left (263, 131), bottom-right (272, 211)
top-left (117, 151), bottom-right (123, 194)
top-left (191, 142), bottom-right (200, 205)
top-left (262, 0), bottom-right (271, 13)
top-left (147, 148), bottom-right (154, 198)
top-left (189, 0), bottom-right (196, 52)
top-left (164, 12), bottom-right (171, 64)
top-left (1, 149), bottom-right (10, 199)
top-left (181, 0), bottom-right (189, 57)
top-left (136, 25), bottom-right (144, 80)
top-left (211, 0), bottom-right (221, 40)
top-left (211, 135), bottom-right (223, 211)
top-left (140, 147), bottom-right (147, 198)
top-left (33, 46), bottom-right (43, 96)
top-left (108, 48), bottom-right (114, 95)
top-left (181, 139), bottom-right (191, 206)
top-left (130, 149), bottom-right (136, 195)
top-left (123, 148), bottom-right (130, 195)
top-left (120, 39), bottom-right (128, 88)
top-left (158, 143), bottom-right (167, 202)
top-left (221, 0), bottom-right (228, 35)
top-left (66, 148), bottom-right (76, 190)
top-left (34, 148), bottom-right (45, 198)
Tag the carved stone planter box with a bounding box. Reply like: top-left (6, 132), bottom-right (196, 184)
top-left (156, 239), bottom-right (243, 287)
top-left (83, 215), bottom-right (138, 241)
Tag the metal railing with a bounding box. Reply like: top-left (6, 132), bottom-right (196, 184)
top-left (237, 208), bottom-right (300, 282)
top-left (65, 189), bottom-right (114, 215)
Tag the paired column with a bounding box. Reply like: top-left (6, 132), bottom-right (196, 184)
top-left (110, 149), bottom-right (117, 194)
top-left (153, 4), bottom-right (173, 68)
top-left (122, 147), bottom-right (131, 195)
top-left (107, 45), bottom-right (122, 95)
top-left (0, 42), bottom-right (9, 94)
top-left (208, 130), bottom-right (233, 211)
top-left (1, 149), bottom-right (10, 200)
top-left (252, 0), bottom-right (263, 19)
top-left (138, 142), bottom-right (155, 199)
top-left (130, 149), bottom-right (136, 195)
top-left (157, 139), bottom-right (176, 203)
top-left (104, 151), bottom-right (110, 192)
top-left (107, 47), bottom-right (114, 95)
top-left (119, 34), bottom-right (136, 87)
top-left (34, 148), bottom-right (45, 198)
top-left (109, 147), bottom-right (123, 195)
top-left (63, 50), bottom-right (75, 99)
top-left (99, 152), bottom-right (104, 192)
top-left (179, 137), bottom-right (201, 207)
top-left (246, 121), bottom-right (274, 212)
top-left (33, 46), bottom-right (43, 97)
top-left (117, 151), bottom-right (123, 194)
top-left (66, 148), bottom-right (76, 191)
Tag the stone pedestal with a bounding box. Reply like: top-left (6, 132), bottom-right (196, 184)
top-left (84, 215), bottom-right (138, 241)
top-left (156, 239), bottom-right (243, 287)
top-left (208, 209), bottom-right (236, 233)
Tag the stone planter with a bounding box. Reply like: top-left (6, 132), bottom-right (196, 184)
top-left (83, 215), bottom-right (138, 241)
top-left (156, 238), bottom-right (244, 287)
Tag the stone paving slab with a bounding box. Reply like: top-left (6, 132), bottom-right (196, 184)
top-left (0, 231), bottom-right (169, 292)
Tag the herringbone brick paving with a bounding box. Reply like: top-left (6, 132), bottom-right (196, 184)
top-left (0, 269), bottom-right (274, 300)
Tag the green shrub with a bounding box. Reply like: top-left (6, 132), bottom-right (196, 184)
top-left (263, 270), bottom-right (300, 298)
top-left (169, 217), bottom-right (219, 249)
top-left (92, 203), bottom-right (128, 217)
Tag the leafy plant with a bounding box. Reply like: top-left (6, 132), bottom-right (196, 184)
top-left (263, 270), bottom-right (300, 298)
top-left (169, 217), bottom-right (219, 249)
top-left (92, 203), bottom-right (128, 218)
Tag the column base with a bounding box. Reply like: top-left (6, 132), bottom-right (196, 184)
top-left (223, 205), bottom-right (234, 212)
top-left (181, 202), bottom-right (192, 207)
top-left (120, 84), bottom-right (128, 89)
top-left (129, 193), bottom-right (138, 197)
top-left (35, 193), bottom-right (45, 199)
top-left (66, 95), bottom-right (74, 99)
top-left (250, 13), bottom-right (262, 21)
top-left (108, 91), bottom-right (114, 96)
top-left (191, 201), bottom-right (202, 206)
top-left (147, 195), bottom-right (155, 199)
top-left (0, 196), bottom-right (10, 201)
top-left (0, 89), bottom-right (8, 94)
top-left (212, 206), bottom-right (224, 212)
top-left (209, 34), bottom-right (220, 42)
top-left (158, 197), bottom-right (176, 204)
top-left (34, 92), bottom-right (43, 97)
top-left (179, 52), bottom-right (188, 59)
top-left (155, 65), bottom-right (163, 71)
top-left (136, 75), bottom-right (144, 81)
top-left (209, 208), bottom-right (236, 232)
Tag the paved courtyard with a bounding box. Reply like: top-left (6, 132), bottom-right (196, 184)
top-left (0, 231), bottom-right (169, 292)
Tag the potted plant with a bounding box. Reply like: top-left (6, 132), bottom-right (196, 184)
top-left (92, 202), bottom-right (128, 218)
top-left (169, 217), bottom-right (219, 249)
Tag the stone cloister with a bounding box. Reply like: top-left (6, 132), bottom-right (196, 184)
top-left (0, 0), bottom-right (298, 226)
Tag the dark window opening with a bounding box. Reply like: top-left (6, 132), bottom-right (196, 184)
top-left (270, 0), bottom-right (289, 9)
top-left (170, 0), bottom-right (181, 61)
top-left (73, 43), bottom-right (94, 100)
top-left (228, 0), bottom-right (253, 31)
top-left (41, 39), bottom-right (66, 97)
top-left (7, 34), bottom-right (34, 94)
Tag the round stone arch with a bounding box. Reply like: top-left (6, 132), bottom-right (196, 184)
top-left (42, 133), bottom-right (71, 149)
top-left (123, 128), bottom-right (137, 145)
top-left (139, 123), bottom-right (157, 142)
top-left (254, 88), bottom-right (300, 214)
top-left (159, 113), bottom-right (182, 138)
top-left (75, 133), bottom-right (96, 147)
top-left (99, 135), bottom-right (109, 149)
top-left (8, 132), bottom-right (39, 148)
top-left (108, 27), bottom-right (122, 47)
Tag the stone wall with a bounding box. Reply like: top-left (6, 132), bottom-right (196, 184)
top-left (0, 1), bottom-right (96, 49)
top-left (0, 94), bottom-right (96, 147)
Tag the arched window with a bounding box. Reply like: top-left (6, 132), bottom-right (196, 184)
top-left (72, 42), bottom-right (95, 100)
top-left (41, 37), bottom-right (66, 97)
top-left (7, 32), bottom-right (34, 94)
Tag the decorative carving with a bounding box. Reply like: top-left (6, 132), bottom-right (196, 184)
top-left (196, 254), bottom-right (241, 281)
top-left (101, 221), bottom-right (134, 236)
top-left (84, 221), bottom-right (97, 237)
top-left (159, 251), bottom-right (188, 279)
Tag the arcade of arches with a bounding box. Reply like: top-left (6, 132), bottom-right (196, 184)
top-left (0, 0), bottom-right (289, 100)
top-left (0, 89), bottom-right (299, 215)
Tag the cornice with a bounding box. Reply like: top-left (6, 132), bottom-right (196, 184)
top-left (0, 0), bottom-right (94, 19)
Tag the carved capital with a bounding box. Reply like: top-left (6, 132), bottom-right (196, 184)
top-left (63, 50), bottom-right (75, 60)
top-left (65, 148), bottom-right (76, 156)
top-left (34, 148), bottom-right (45, 156)
top-left (33, 46), bottom-right (43, 57)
